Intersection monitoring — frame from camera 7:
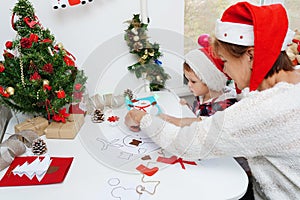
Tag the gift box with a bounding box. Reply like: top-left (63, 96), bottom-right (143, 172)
top-left (45, 114), bottom-right (84, 139)
top-left (15, 116), bottom-right (49, 136)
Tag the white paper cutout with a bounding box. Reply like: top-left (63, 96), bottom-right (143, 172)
top-left (12, 155), bottom-right (52, 182)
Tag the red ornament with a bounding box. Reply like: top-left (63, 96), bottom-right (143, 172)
top-left (20, 37), bottom-right (32, 49)
top-left (0, 86), bottom-right (9, 98)
top-left (56, 90), bottom-right (66, 99)
top-left (52, 108), bottom-right (70, 123)
top-left (74, 83), bottom-right (82, 91)
top-left (29, 33), bottom-right (39, 43)
top-left (5, 41), bottom-right (13, 49)
top-left (0, 63), bottom-right (5, 73)
top-left (42, 63), bottom-right (53, 74)
top-left (3, 50), bottom-right (14, 59)
top-left (43, 84), bottom-right (52, 91)
top-left (30, 72), bottom-right (41, 81)
top-left (63, 56), bottom-right (75, 67)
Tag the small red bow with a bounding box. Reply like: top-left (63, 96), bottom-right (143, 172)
top-left (23, 17), bottom-right (38, 28)
top-left (292, 39), bottom-right (300, 52)
top-left (157, 156), bottom-right (197, 170)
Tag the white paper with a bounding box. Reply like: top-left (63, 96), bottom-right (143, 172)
top-left (12, 155), bottom-right (52, 182)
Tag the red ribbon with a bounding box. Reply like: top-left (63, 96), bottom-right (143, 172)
top-left (157, 156), bottom-right (197, 170)
top-left (54, 45), bottom-right (76, 61)
top-left (11, 13), bottom-right (16, 30)
top-left (134, 104), bottom-right (150, 112)
top-left (45, 99), bottom-right (55, 121)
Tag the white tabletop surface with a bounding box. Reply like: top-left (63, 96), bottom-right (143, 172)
top-left (0, 91), bottom-right (248, 200)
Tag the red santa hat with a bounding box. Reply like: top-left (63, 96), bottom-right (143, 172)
top-left (185, 46), bottom-right (227, 92)
top-left (215, 2), bottom-right (294, 91)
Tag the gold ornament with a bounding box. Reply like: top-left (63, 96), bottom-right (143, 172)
top-left (156, 76), bottom-right (161, 82)
top-left (57, 43), bottom-right (64, 49)
top-left (148, 49), bottom-right (154, 57)
top-left (43, 79), bottom-right (50, 86)
top-left (6, 87), bottom-right (15, 95)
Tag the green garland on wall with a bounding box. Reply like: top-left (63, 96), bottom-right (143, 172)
top-left (124, 14), bottom-right (170, 91)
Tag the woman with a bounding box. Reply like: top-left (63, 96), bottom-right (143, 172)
top-left (125, 2), bottom-right (300, 199)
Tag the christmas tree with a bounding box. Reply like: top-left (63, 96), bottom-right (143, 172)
top-left (0, 0), bottom-right (87, 122)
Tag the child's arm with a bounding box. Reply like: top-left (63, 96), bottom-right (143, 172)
top-left (158, 113), bottom-right (201, 127)
top-left (179, 98), bottom-right (188, 106)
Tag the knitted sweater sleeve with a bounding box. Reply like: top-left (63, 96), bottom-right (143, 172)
top-left (140, 83), bottom-right (300, 160)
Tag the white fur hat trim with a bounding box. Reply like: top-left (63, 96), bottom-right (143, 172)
top-left (185, 49), bottom-right (227, 92)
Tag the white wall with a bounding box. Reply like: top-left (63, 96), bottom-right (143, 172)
top-left (0, 0), bottom-right (184, 66)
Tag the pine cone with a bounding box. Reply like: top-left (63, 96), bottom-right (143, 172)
top-left (124, 89), bottom-right (134, 100)
top-left (92, 109), bottom-right (105, 123)
top-left (32, 138), bottom-right (47, 155)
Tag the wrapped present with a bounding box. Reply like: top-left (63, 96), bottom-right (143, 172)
top-left (45, 114), bottom-right (84, 139)
top-left (15, 117), bottom-right (49, 136)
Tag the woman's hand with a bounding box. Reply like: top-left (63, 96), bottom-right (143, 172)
top-left (124, 109), bottom-right (147, 132)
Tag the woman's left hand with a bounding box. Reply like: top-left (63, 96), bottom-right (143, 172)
top-left (124, 109), bottom-right (147, 132)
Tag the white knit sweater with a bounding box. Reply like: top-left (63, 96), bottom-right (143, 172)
top-left (140, 82), bottom-right (300, 199)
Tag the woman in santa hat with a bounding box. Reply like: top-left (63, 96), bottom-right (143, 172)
top-left (125, 2), bottom-right (300, 199)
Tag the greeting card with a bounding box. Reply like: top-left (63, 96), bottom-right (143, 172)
top-left (125, 96), bottom-right (162, 115)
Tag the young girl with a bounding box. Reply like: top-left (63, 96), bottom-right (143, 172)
top-left (160, 46), bottom-right (237, 127)
top-left (184, 47), bottom-right (237, 117)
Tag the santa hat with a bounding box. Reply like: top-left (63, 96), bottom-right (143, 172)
top-left (215, 2), bottom-right (294, 91)
top-left (185, 47), bottom-right (227, 92)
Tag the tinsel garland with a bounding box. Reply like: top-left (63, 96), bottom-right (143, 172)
top-left (124, 14), bottom-right (170, 91)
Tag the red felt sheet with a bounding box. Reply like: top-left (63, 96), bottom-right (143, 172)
top-left (0, 156), bottom-right (73, 187)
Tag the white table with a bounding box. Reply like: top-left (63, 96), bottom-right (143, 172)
top-left (0, 91), bottom-right (248, 200)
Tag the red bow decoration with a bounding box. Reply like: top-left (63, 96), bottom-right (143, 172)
top-left (157, 156), bottom-right (197, 170)
top-left (23, 17), bottom-right (38, 28)
top-left (292, 39), bottom-right (300, 52)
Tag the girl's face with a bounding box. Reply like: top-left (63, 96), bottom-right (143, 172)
top-left (217, 47), bottom-right (252, 90)
top-left (184, 70), bottom-right (209, 96)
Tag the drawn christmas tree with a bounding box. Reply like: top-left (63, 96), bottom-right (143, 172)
top-left (0, 0), bottom-right (87, 121)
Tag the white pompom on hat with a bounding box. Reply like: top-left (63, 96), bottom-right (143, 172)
top-left (185, 47), bottom-right (227, 92)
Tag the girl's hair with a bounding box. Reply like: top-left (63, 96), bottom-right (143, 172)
top-left (212, 38), bottom-right (294, 78)
top-left (183, 62), bottom-right (193, 73)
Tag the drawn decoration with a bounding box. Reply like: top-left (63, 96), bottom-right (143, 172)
top-left (51, 0), bottom-right (93, 10)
